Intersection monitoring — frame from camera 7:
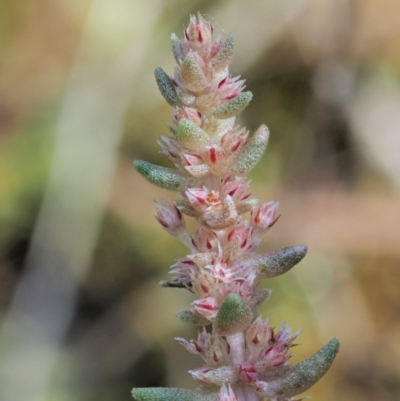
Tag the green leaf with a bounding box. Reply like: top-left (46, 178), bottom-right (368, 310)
top-left (177, 118), bottom-right (210, 151)
top-left (232, 124), bottom-right (269, 175)
top-left (177, 310), bottom-right (210, 325)
top-left (180, 52), bottom-right (208, 92)
top-left (215, 293), bottom-right (252, 336)
top-left (154, 67), bottom-right (182, 107)
top-left (210, 33), bottom-right (235, 72)
top-left (258, 245), bottom-right (308, 278)
top-left (211, 91), bottom-right (252, 119)
top-left (263, 338), bottom-right (340, 399)
top-left (133, 160), bottom-right (192, 191)
top-left (132, 387), bottom-right (218, 401)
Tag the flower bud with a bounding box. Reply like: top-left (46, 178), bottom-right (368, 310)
top-left (190, 366), bottom-right (236, 386)
top-left (218, 385), bottom-right (238, 401)
top-left (185, 13), bottom-right (213, 47)
top-left (203, 195), bottom-right (238, 229)
top-left (186, 187), bottom-right (208, 211)
top-left (251, 201), bottom-right (279, 231)
top-left (155, 200), bottom-right (186, 236)
top-left (192, 296), bottom-right (219, 321)
top-left (238, 362), bottom-right (258, 383)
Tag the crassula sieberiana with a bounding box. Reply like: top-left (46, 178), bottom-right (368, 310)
top-left (132, 13), bottom-right (339, 401)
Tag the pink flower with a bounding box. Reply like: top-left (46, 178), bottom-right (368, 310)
top-left (192, 296), bottom-right (219, 320)
top-left (154, 200), bottom-right (186, 236)
top-left (251, 201), bottom-right (280, 232)
top-left (218, 384), bottom-right (238, 401)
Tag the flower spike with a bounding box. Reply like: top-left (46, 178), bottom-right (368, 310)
top-left (132, 13), bottom-right (339, 401)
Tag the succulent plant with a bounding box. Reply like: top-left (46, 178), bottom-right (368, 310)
top-left (132, 13), bottom-right (339, 401)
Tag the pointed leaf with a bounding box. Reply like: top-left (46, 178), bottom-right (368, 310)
top-left (215, 293), bottom-right (252, 336)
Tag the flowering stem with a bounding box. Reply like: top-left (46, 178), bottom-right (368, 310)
top-left (226, 332), bottom-right (245, 367)
top-left (131, 12), bottom-right (340, 401)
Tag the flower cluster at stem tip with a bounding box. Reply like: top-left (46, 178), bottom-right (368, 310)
top-left (132, 13), bottom-right (339, 401)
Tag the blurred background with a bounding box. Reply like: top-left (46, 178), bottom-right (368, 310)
top-left (0, 0), bottom-right (400, 400)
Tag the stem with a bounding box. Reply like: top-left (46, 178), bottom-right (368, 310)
top-left (226, 331), bottom-right (245, 367)
top-left (235, 386), bottom-right (259, 401)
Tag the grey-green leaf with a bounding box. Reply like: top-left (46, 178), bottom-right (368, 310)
top-left (263, 338), bottom-right (340, 399)
top-left (180, 52), bottom-right (208, 92)
top-left (154, 67), bottom-right (182, 107)
top-left (232, 124), bottom-right (269, 175)
top-left (258, 245), bottom-right (308, 278)
top-left (211, 91), bottom-right (252, 119)
top-left (177, 118), bottom-right (210, 151)
top-left (215, 293), bottom-right (252, 336)
top-left (250, 287), bottom-right (272, 308)
top-left (134, 160), bottom-right (192, 191)
top-left (177, 310), bottom-right (210, 325)
top-left (132, 387), bottom-right (218, 401)
top-left (171, 33), bottom-right (183, 65)
top-left (210, 33), bottom-right (235, 72)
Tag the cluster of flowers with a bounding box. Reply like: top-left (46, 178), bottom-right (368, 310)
top-left (132, 13), bottom-right (339, 401)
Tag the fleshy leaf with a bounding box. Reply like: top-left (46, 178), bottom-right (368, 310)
top-left (258, 245), bottom-right (308, 278)
top-left (232, 124), bottom-right (269, 175)
top-left (262, 338), bottom-right (340, 399)
top-left (177, 118), bottom-right (210, 151)
top-left (180, 52), bottom-right (208, 92)
top-left (250, 288), bottom-right (272, 308)
top-left (171, 33), bottom-right (183, 65)
top-left (210, 33), bottom-right (235, 73)
top-left (211, 91), bottom-right (252, 119)
top-left (134, 160), bottom-right (192, 191)
top-left (177, 310), bottom-right (210, 325)
top-left (154, 67), bottom-right (182, 107)
top-left (215, 293), bottom-right (252, 336)
top-left (132, 387), bottom-right (218, 401)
